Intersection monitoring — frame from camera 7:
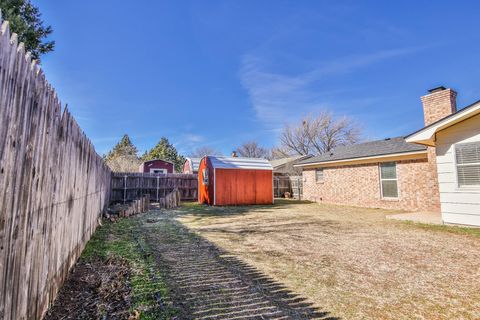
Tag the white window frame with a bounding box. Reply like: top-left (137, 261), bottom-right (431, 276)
top-left (454, 142), bottom-right (480, 188)
top-left (150, 168), bottom-right (167, 174)
top-left (315, 168), bottom-right (324, 183)
top-left (379, 162), bottom-right (399, 199)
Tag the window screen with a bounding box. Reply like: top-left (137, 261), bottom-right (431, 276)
top-left (456, 142), bottom-right (480, 187)
top-left (380, 162), bottom-right (398, 198)
top-left (315, 168), bottom-right (324, 182)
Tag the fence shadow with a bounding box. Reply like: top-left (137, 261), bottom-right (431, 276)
top-left (141, 215), bottom-right (339, 319)
top-left (178, 199), bottom-right (313, 219)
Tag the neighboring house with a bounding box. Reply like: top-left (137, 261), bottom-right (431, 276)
top-left (198, 156), bottom-right (273, 206)
top-left (406, 89), bottom-right (480, 226)
top-left (183, 157), bottom-right (201, 174)
top-left (139, 159), bottom-right (174, 174)
top-left (295, 87), bottom-right (467, 213)
top-left (270, 155), bottom-right (312, 176)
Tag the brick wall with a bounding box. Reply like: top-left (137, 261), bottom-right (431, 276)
top-left (421, 88), bottom-right (457, 126)
top-left (302, 158), bottom-right (441, 212)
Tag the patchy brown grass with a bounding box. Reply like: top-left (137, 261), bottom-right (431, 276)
top-left (177, 200), bottom-right (480, 320)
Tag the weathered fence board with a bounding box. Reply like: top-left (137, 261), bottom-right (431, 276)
top-left (110, 172), bottom-right (197, 202)
top-left (0, 16), bottom-right (111, 320)
top-left (107, 195), bottom-right (150, 218)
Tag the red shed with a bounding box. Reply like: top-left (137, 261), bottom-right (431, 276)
top-left (139, 159), bottom-right (174, 174)
top-left (198, 156), bottom-right (273, 206)
top-left (183, 157), bottom-right (201, 174)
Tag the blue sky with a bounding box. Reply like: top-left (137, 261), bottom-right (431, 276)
top-left (36, 0), bottom-right (480, 156)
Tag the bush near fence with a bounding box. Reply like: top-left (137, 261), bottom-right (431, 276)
top-left (0, 16), bottom-right (111, 320)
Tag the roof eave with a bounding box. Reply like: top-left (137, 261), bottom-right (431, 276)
top-left (293, 150), bottom-right (428, 168)
top-left (406, 102), bottom-right (480, 147)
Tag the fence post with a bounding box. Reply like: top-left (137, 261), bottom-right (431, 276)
top-left (156, 175), bottom-right (160, 202)
top-left (297, 177), bottom-right (301, 200)
top-left (123, 175), bottom-right (127, 204)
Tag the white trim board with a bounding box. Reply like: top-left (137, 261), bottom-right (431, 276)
top-left (406, 102), bottom-right (480, 146)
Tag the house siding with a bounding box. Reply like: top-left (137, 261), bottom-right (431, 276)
top-left (302, 158), bottom-right (440, 212)
top-left (435, 113), bottom-right (480, 226)
top-left (140, 160), bottom-right (174, 173)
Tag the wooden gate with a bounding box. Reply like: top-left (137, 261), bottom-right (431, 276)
top-left (274, 175), bottom-right (303, 199)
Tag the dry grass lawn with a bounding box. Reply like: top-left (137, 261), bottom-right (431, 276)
top-left (176, 200), bottom-right (480, 320)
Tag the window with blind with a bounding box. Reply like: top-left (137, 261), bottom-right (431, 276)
top-left (315, 168), bottom-right (324, 182)
top-left (380, 162), bottom-right (398, 198)
top-left (455, 142), bottom-right (480, 187)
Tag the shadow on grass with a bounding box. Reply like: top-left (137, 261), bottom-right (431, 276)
top-left (177, 199), bottom-right (313, 218)
top-left (140, 213), bottom-right (339, 319)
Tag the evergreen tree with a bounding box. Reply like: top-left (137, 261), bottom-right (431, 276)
top-left (0, 0), bottom-right (55, 61)
top-left (142, 137), bottom-right (185, 172)
top-left (104, 134), bottom-right (140, 172)
top-left (105, 134), bottom-right (138, 159)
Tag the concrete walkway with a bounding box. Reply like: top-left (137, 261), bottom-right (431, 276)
top-left (386, 211), bottom-right (442, 224)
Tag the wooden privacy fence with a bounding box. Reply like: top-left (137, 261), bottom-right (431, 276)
top-left (159, 188), bottom-right (181, 209)
top-left (274, 176), bottom-right (303, 199)
top-left (110, 172), bottom-right (198, 203)
top-left (0, 15), bottom-right (111, 320)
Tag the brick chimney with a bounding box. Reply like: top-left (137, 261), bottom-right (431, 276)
top-left (421, 86), bottom-right (457, 126)
top-left (419, 86), bottom-right (454, 213)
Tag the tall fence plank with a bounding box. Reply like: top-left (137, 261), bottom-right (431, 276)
top-left (0, 16), bottom-right (111, 320)
top-left (110, 172), bottom-right (197, 202)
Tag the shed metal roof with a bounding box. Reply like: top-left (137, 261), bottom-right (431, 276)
top-left (208, 156), bottom-right (273, 170)
top-left (296, 137), bottom-right (427, 166)
top-left (142, 158), bottom-right (174, 165)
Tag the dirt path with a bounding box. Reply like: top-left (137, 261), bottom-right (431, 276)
top-left (139, 212), bottom-right (337, 320)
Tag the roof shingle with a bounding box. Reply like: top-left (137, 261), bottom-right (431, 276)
top-left (296, 137), bottom-right (427, 166)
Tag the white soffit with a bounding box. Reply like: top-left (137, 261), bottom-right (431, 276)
top-left (406, 102), bottom-right (480, 146)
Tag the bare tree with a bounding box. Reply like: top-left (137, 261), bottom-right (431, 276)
top-left (189, 146), bottom-right (223, 158)
top-left (236, 141), bottom-right (269, 158)
top-left (269, 146), bottom-right (291, 160)
top-left (105, 154), bottom-right (141, 172)
top-left (280, 111), bottom-right (361, 155)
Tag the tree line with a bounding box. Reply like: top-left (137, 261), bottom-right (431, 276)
top-left (235, 111), bottom-right (360, 159)
top-left (104, 111), bottom-right (361, 172)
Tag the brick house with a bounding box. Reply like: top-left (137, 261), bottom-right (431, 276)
top-left (406, 90), bottom-right (480, 226)
top-left (295, 87), bottom-right (463, 212)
